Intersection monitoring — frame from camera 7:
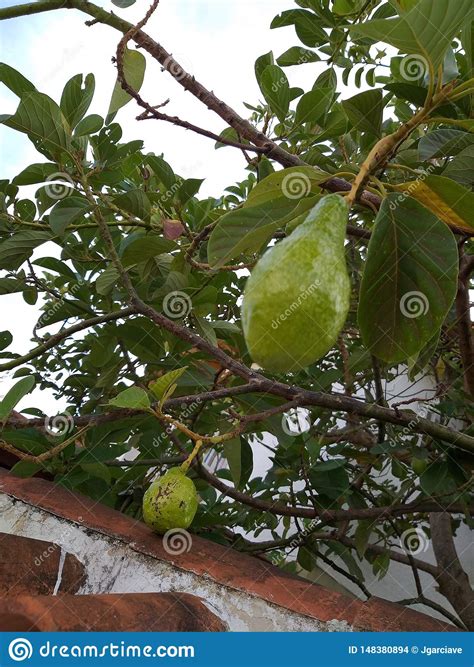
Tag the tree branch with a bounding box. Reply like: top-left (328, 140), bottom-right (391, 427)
top-left (455, 251), bottom-right (474, 397)
top-left (196, 461), bottom-right (471, 520)
top-left (430, 512), bottom-right (474, 630)
top-left (0, 308), bottom-right (136, 372)
top-left (0, 0), bottom-right (382, 210)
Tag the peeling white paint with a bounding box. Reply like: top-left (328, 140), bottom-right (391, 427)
top-left (52, 547), bottom-right (66, 596)
top-left (0, 494), bottom-right (354, 632)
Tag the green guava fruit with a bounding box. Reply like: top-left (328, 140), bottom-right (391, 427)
top-left (241, 194), bottom-right (350, 372)
top-left (142, 467), bottom-right (198, 534)
top-left (411, 457), bottom-right (428, 475)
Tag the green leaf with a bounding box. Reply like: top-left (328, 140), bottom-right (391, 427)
top-left (15, 199), bottom-right (36, 222)
top-left (147, 155), bottom-right (176, 189)
top-left (96, 265), bottom-right (120, 296)
top-left (9, 460), bottom-right (43, 478)
top-left (420, 461), bottom-right (459, 496)
top-left (313, 103), bottom-right (349, 141)
top-left (149, 367), bottom-right (188, 402)
top-left (107, 48), bottom-right (146, 119)
top-left (215, 127), bottom-right (249, 150)
top-left (224, 438), bottom-right (242, 488)
top-left (108, 386), bottom-right (150, 410)
top-left (207, 196), bottom-right (318, 268)
top-left (351, 0), bottom-right (473, 70)
top-left (255, 52), bottom-right (274, 83)
top-left (396, 0), bottom-right (420, 10)
top-left (1, 91), bottom-right (71, 160)
top-left (49, 196), bottom-right (91, 236)
top-left (194, 317), bottom-right (218, 347)
top-left (239, 436), bottom-right (253, 489)
top-left (333, 0), bottom-right (366, 16)
top-left (0, 63), bottom-right (35, 98)
top-left (177, 178), bottom-right (204, 205)
top-left (358, 195), bottom-right (458, 364)
top-left (441, 48), bottom-right (459, 84)
top-left (354, 520), bottom-right (372, 558)
top-left (277, 47), bottom-right (320, 67)
top-left (309, 465), bottom-right (349, 500)
top-left (113, 189), bottom-right (151, 221)
top-left (23, 286), bottom-right (38, 305)
top-left (112, 0), bottom-right (137, 7)
top-left (37, 300), bottom-right (88, 328)
top-left (297, 546), bottom-right (315, 572)
top-left (33, 257), bottom-right (76, 279)
top-left (246, 166), bottom-right (328, 207)
top-left (60, 73), bottom-right (95, 130)
top-left (121, 235), bottom-right (176, 267)
top-left (442, 146), bottom-right (474, 187)
top-left (295, 87), bottom-right (333, 126)
top-left (74, 114), bottom-right (103, 137)
top-left (271, 10), bottom-right (328, 47)
top-left (418, 129), bottom-right (474, 160)
top-left (12, 162), bottom-right (58, 186)
top-left (342, 89), bottom-right (384, 136)
top-left (0, 330), bottom-right (13, 351)
top-left (0, 231), bottom-right (51, 270)
top-left (207, 166), bottom-right (328, 267)
top-left (407, 330), bottom-right (440, 380)
top-left (0, 277), bottom-right (25, 295)
top-left (80, 462), bottom-right (111, 484)
top-left (0, 376), bottom-right (36, 420)
top-left (258, 65), bottom-right (290, 121)
top-left (313, 68), bottom-right (337, 94)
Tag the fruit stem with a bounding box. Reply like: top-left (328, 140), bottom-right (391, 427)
top-left (181, 439), bottom-right (203, 472)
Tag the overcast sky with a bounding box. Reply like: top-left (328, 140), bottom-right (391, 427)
top-left (0, 0), bottom-right (321, 193)
top-left (1, 0), bottom-right (329, 410)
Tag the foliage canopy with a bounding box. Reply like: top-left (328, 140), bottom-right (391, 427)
top-left (0, 0), bottom-right (473, 629)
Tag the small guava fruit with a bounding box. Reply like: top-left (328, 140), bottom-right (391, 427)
top-left (411, 457), bottom-right (428, 475)
top-left (142, 467), bottom-right (198, 534)
top-left (241, 194), bottom-right (350, 372)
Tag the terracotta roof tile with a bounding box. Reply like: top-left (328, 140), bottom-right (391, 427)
top-left (0, 469), bottom-right (458, 632)
top-left (0, 533), bottom-right (85, 597)
top-left (0, 593), bottom-right (226, 632)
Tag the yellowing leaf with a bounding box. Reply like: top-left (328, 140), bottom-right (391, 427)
top-left (392, 175), bottom-right (474, 232)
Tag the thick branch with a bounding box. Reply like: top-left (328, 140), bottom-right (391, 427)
top-left (430, 512), bottom-right (474, 630)
top-left (456, 252), bottom-right (474, 397)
